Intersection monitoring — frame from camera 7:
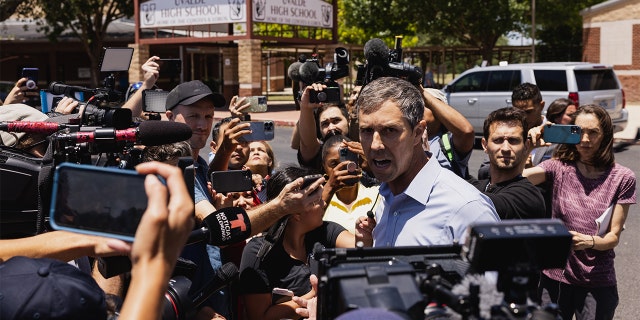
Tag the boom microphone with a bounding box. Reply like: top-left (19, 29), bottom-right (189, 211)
top-left (0, 121), bottom-right (67, 134)
top-left (287, 61), bottom-right (303, 83)
top-left (49, 81), bottom-right (94, 96)
top-left (364, 38), bottom-right (390, 64)
top-left (53, 120), bottom-right (192, 146)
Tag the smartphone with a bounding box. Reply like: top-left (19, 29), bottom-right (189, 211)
top-left (157, 58), bottom-right (182, 76)
top-left (49, 163), bottom-right (148, 242)
top-left (239, 121), bottom-right (275, 142)
top-left (543, 124), bottom-right (581, 144)
top-left (339, 147), bottom-right (359, 165)
top-left (272, 287), bottom-right (294, 305)
top-left (210, 169), bottom-right (253, 194)
top-left (300, 174), bottom-right (323, 190)
top-left (244, 96), bottom-right (268, 113)
top-left (21, 68), bottom-right (39, 89)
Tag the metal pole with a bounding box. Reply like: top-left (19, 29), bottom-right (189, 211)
top-left (532, 0), bottom-right (536, 62)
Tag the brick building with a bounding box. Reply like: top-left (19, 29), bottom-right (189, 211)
top-left (582, 0), bottom-right (640, 102)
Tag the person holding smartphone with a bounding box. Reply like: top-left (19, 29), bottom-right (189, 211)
top-left (1, 77), bottom-right (39, 106)
top-left (523, 105), bottom-right (636, 320)
top-left (237, 166), bottom-right (370, 320)
top-left (320, 134), bottom-right (379, 234)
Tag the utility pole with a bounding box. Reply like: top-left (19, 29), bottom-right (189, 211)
top-left (532, 0), bottom-right (536, 62)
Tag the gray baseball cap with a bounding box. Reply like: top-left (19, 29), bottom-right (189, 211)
top-left (165, 80), bottom-right (226, 110)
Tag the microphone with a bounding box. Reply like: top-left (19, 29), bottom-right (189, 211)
top-left (192, 207), bottom-right (252, 246)
top-left (49, 81), bottom-right (94, 96)
top-left (53, 120), bottom-right (192, 146)
top-left (287, 61), bottom-right (303, 83)
top-left (364, 38), bottom-right (390, 64)
top-left (0, 121), bottom-right (67, 134)
top-left (299, 61), bottom-right (320, 85)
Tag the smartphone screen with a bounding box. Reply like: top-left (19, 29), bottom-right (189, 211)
top-left (49, 163), bottom-right (148, 242)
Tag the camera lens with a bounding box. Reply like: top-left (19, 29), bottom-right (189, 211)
top-left (346, 161), bottom-right (357, 173)
top-left (317, 92), bottom-right (327, 102)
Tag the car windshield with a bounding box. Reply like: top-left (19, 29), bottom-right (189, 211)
top-left (574, 69), bottom-right (619, 91)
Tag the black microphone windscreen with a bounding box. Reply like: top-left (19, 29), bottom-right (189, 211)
top-left (137, 120), bottom-right (192, 146)
top-left (364, 38), bottom-right (390, 64)
top-left (202, 206), bottom-right (252, 246)
top-left (287, 62), bottom-right (303, 82)
top-left (299, 61), bottom-right (320, 85)
top-left (48, 82), bottom-right (67, 95)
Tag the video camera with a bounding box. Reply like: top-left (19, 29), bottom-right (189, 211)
top-left (356, 36), bottom-right (423, 87)
top-left (287, 48), bottom-right (350, 104)
top-left (312, 219), bottom-right (571, 319)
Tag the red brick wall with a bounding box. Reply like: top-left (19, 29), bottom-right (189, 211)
top-left (582, 27), bottom-right (600, 63)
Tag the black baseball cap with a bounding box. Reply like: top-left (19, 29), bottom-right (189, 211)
top-left (165, 80), bottom-right (226, 110)
top-left (0, 256), bottom-right (107, 319)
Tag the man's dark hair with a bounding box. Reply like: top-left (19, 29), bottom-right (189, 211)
top-left (483, 107), bottom-right (529, 140)
top-left (511, 83), bottom-right (542, 105)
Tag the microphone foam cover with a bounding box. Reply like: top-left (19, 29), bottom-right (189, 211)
top-left (299, 61), bottom-right (320, 85)
top-left (137, 120), bottom-right (192, 146)
top-left (364, 38), bottom-right (389, 64)
top-left (287, 61), bottom-right (303, 82)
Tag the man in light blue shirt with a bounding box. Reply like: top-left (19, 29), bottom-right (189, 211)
top-left (356, 77), bottom-right (499, 247)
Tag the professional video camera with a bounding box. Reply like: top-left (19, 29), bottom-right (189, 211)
top-left (287, 48), bottom-right (350, 104)
top-left (312, 219), bottom-right (572, 320)
top-left (356, 36), bottom-right (423, 87)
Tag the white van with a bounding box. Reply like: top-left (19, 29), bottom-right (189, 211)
top-left (442, 62), bottom-right (628, 137)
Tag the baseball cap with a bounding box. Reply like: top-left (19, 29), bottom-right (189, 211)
top-left (165, 80), bottom-right (226, 110)
top-left (0, 103), bottom-right (49, 147)
top-left (0, 256), bottom-right (107, 319)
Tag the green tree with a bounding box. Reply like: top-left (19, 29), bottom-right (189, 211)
top-left (534, 0), bottom-right (603, 62)
top-left (15, 0), bottom-right (133, 86)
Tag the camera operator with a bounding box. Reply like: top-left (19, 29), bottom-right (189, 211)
top-left (0, 77), bottom-right (39, 106)
top-left (354, 77), bottom-right (499, 246)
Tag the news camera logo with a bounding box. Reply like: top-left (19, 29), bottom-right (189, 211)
top-left (254, 0), bottom-right (266, 21)
top-left (321, 5), bottom-right (331, 27)
top-left (141, 3), bottom-right (156, 26)
top-left (228, 0), bottom-right (245, 20)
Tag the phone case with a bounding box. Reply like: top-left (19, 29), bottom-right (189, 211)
top-left (245, 96), bottom-right (268, 113)
top-left (239, 121), bottom-right (275, 142)
top-left (543, 124), bottom-right (581, 144)
top-left (272, 288), bottom-right (294, 305)
top-left (49, 163), bottom-right (147, 242)
top-left (210, 169), bottom-right (253, 194)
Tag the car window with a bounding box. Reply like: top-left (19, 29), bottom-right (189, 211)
top-left (487, 70), bottom-right (521, 92)
top-left (574, 69), bottom-right (619, 91)
top-left (450, 71), bottom-right (488, 93)
top-left (533, 70), bottom-right (567, 91)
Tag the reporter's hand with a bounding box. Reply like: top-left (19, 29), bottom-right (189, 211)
top-left (294, 274), bottom-right (318, 320)
top-left (299, 83), bottom-right (326, 111)
top-left (54, 96), bottom-right (80, 114)
top-left (274, 176), bottom-right (325, 215)
top-left (355, 215), bottom-right (376, 247)
top-left (218, 118), bottom-right (251, 153)
top-left (527, 123), bottom-right (552, 149)
top-left (229, 95), bottom-right (251, 119)
top-left (4, 78), bottom-right (37, 105)
top-left (142, 56), bottom-right (160, 88)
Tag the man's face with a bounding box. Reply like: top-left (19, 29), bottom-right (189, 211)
top-left (359, 101), bottom-right (422, 185)
top-left (318, 107), bottom-right (349, 138)
top-left (482, 121), bottom-right (529, 171)
top-left (166, 99), bottom-right (214, 151)
top-left (512, 99), bottom-right (544, 127)
top-left (228, 141), bottom-right (250, 170)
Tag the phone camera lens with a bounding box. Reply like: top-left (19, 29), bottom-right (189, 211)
top-left (317, 92), bottom-right (327, 102)
top-left (26, 80), bottom-right (36, 90)
top-left (346, 161), bottom-right (357, 173)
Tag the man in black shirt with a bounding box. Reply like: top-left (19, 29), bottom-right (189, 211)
top-left (469, 107), bottom-right (546, 220)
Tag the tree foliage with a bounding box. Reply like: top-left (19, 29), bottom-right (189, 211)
top-left (15, 0), bottom-right (133, 86)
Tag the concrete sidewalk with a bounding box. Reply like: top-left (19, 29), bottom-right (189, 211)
top-left (213, 100), bottom-right (640, 142)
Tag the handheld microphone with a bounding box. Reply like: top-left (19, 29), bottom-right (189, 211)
top-left (52, 120), bottom-right (192, 146)
top-left (287, 61), bottom-right (303, 83)
top-left (0, 121), bottom-right (67, 134)
top-left (191, 207), bottom-right (252, 246)
top-left (191, 262), bottom-right (239, 307)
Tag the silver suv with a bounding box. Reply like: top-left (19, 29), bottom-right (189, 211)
top-left (442, 62), bottom-right (628, 137)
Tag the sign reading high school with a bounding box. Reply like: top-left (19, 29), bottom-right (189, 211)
top-left (140, 0), bottom-right (333, 29)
